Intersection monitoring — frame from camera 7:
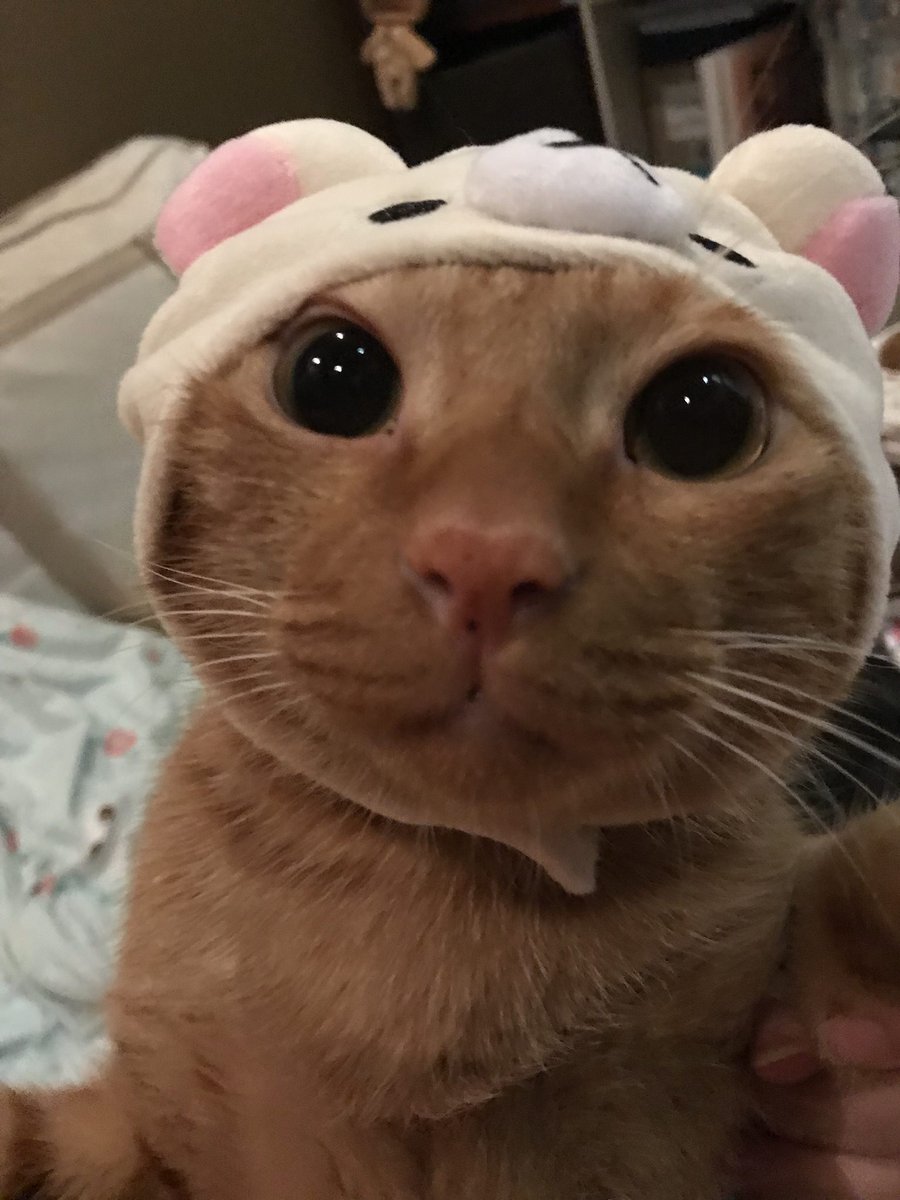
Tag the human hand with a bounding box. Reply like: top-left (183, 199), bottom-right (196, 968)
top-left (738, 997), bottom-right (900, 1197)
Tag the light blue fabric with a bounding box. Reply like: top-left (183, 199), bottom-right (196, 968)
top-left (0, 595), bottom-right (196, 1086)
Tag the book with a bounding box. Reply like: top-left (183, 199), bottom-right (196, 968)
top-left (697, 14), bottom-right (827, 163)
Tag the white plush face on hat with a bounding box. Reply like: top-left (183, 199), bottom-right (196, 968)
top-left (122, 119), bottom-right (900, 636)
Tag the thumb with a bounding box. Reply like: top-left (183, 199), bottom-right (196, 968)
top-left (751, 1002), bottom-right (821, 1084)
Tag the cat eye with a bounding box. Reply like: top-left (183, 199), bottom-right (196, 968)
top-left (624, 355), bottom-right (769, 480)
top-left (273, 319), bottom-right (400, 438)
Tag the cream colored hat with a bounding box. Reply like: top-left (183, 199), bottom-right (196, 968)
top-left (120, 121), bottom-right (900, 636)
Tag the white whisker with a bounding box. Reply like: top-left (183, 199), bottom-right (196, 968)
top-left (679, 711), bottom-right (805, 812)
top-left (220, 679), bottom-right (288, 707)
top-left (201, 651), bottom-right (278, 671)
top-left (687, 680), bottom-right (885, 814)
top-left (690, 672), bottom-right (900, 784)
top-left (711, 664), bottom-right (900, 759)
top-left (144, 560), bottom-right (273, 597)
top-left (164, 629), bottom-right (266, 643)
top-left (676, 627), bottom-right (896, 665)
top-left (144, 568), bottom-right (271, 610)
top-left (680, 710), bottom-right (886, 909)
top-left (141, 608), bottom-right (269, 622)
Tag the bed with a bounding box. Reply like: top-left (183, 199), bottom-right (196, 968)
top-left (0, 140), bottom-right (203, 1086)
top-left (0, 581), bottom-right (194, 1086)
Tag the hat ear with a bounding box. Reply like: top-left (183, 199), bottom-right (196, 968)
top-left (710, 125), bottom-right (899, 335)
top-left (880, 324), bottom-right (900, 467)
top-left (155, 118), bottom-right (406, 275)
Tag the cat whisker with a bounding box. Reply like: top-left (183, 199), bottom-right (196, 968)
top-left (663, 732), bottom-right (733, 807)
top-left (143, 569), bottom-right (272, 610)
top-left (144, 559), bottom-right (274, 597)
top-left (218, 679), bottom-right (289, 708)
top-left (86, 535), bottom-right (141, 563)
top-left (166, 665), bottom-right (273, 688)
top-left (200, 667), bottom-right (278, 696)
top-left (683, 702), bottom-right (900, 932)
top-left (640, 753), bottom-right (691, 867)
top-left (90, 596), bottom-right (159, 623)
top-left (199, 651), bottom-right (279, 672)
top-left (198, 474), bottom-right (282, 489)
top-left (137, 608), bottom-right (271, 623)
top-left (677, 708), bottom-right (877, 895)
top-left (689, 672), bottom-right (900, 786)
top-left (709, 664), bottom-right (900, 759)
top-left (162, 629), bottom-right (267, 643)
top-left (679, 710), bottom-right (809, 817)
top-left (688, 678), bottom-right (885, 811)
top-left (40, 626), bottom-right (269, 671)
top-left (725, 643), bottom-right (895, 670)
top-left (673, 627), bottom-right (897, 667)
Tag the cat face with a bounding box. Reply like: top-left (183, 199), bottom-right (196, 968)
top-left (145, 258), bottom-right (877, 884)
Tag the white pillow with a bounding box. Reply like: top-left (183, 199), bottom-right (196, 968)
top-left (0, 137), bottom-right (207, 615)
top-left (0, 527), bottom-right (74, 611)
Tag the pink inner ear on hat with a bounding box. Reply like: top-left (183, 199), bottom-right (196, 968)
top-left (800, 196), bottom-right (900, 335)
top-left (155, 135), bottom-right (303, 275)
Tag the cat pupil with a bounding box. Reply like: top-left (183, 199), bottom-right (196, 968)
top-left (625, 356), bottom-right (766, 480)
top-left (279, 321), bottom-right (399, 438)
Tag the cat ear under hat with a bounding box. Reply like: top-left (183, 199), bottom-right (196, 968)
top-left (709, 125), bottom-right (900, 335)
top-left (155, 118), bottom-right (406, 275)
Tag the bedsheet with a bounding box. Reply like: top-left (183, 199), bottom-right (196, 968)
top-left (0, 593), bottom-right (195, 1086)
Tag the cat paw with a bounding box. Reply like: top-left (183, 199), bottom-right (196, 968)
top-left (787, 804), bottom-right (900, 1064)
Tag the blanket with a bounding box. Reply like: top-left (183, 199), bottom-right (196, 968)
top-left (0, 591), bottom-right (194, 1085)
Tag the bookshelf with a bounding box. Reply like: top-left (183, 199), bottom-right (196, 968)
top-left (575, 0), bottom-right (899, 197)
top-left (810, 0), bottom-right (899, 199)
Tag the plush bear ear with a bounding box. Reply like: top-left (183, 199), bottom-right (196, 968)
top-left (155, 119), bottom-right (406, 275)
top-left (880, 324), bottom-right (900, 467)
top-left (710, 125), bottom-right (899, 335)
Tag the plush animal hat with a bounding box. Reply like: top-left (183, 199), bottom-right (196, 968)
top-left (121, 119), bottom-right (900, 588)
top-left (120, 121), bottom-right (900, 887)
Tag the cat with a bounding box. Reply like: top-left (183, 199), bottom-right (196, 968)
top-left (3, 121), bottom-right (899, 1199)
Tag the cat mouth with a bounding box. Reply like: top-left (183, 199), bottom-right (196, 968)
top-left (278, 635), bottom-right (685, 763)
top-left (399, 666), bottom-right (663, 762)
top-left (394, 689), bottom-right (562, 760)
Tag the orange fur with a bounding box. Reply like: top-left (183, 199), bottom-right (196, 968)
top-left (1, 262), bottom-right (893, 1199)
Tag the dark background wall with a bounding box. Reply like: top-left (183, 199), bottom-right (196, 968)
top-left (0, 0), bottom-right (386, 211)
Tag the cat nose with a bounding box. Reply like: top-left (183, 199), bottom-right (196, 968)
top-left (404, 522), bottom-right (570, 647)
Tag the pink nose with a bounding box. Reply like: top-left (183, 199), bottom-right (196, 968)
top-left (405, 522), bottom-right (570, 647)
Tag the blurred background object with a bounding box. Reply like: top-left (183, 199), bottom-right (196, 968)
top-left (357, 0), bottom-right (895, 198)
top-left (359, 0), bottom-right (436, 111)
top-left (0, 0), bottom-right (386, 213)
top-left (0, 137), bottom-right (205, 614)
top-left (381, 1), bottom-right (604, 162)
top-left (4, 0), bottom-right (895, 208)
top-left (809, 0), bottom-right (900, 198)
top-left (401, 0), bottom-right (828, 171)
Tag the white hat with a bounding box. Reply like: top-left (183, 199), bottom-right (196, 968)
top-left (120, 120), bottom-right (900, 638)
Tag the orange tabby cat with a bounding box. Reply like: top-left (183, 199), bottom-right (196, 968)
top-left (3, 121), bottom-right (899, 1199)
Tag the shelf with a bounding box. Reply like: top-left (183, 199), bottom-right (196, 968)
top-left (576, 0), bottom-right (648, 153)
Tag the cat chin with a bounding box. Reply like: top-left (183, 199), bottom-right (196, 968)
top-left (234, 694), bottom-right (670, 816)
top-left (219, 665), bottom-right (749, 841)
